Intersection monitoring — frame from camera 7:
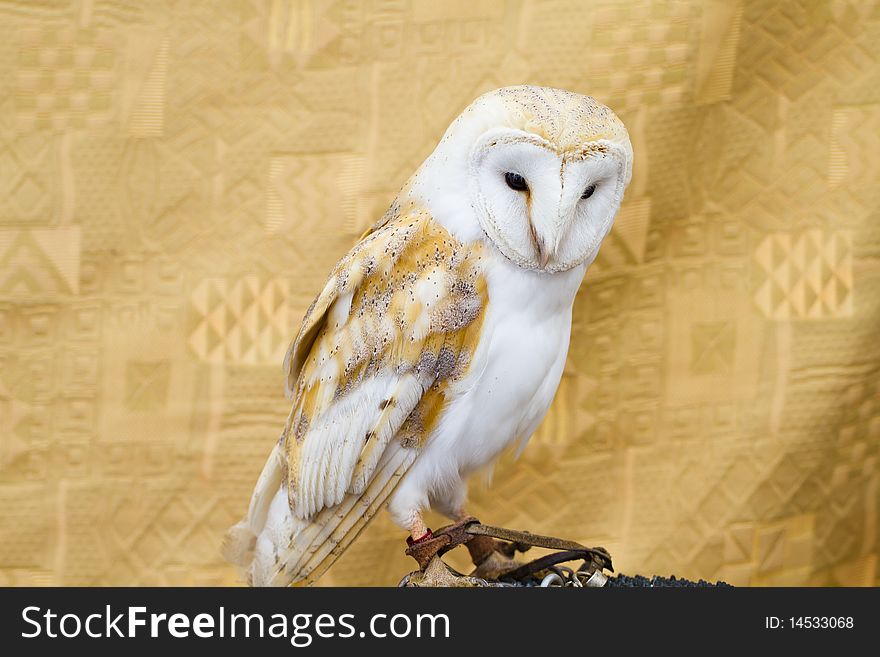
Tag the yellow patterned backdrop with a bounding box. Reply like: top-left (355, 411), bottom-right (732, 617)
top-left (0, 0), bottom-right (878, 587)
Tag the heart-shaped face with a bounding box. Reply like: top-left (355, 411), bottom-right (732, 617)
top-left (469, 128), bottom-right (631, 273)
top-left (409, 85), bottom-right (632, 274)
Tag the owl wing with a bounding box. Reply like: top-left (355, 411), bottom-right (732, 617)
top-left (227, 205), bottom-right (488, 586)
top-left (280, 196), bottom-right (405, 399)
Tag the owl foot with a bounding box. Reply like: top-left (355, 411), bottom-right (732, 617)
top-left (463, 532), bottom-right (531, 579)
top-left (403, 516), bottom-right (529, 582)
top-left (470, 549), bottom-right (524, 580)
top-left (401, 555), bottom-right (489, 588)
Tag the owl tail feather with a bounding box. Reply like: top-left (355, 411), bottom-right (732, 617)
top-left (221, 521), bottom-right (257, 570)
top-left (222, 441), bottom-right (285, 583)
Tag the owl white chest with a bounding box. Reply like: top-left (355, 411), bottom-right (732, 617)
top-left (446, 251), bottom-right (584, 472)
top-left (393, 246), bottom-right (585, 519)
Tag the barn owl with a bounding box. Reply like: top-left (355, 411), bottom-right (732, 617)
top-left (224, 85), bottom-right (632, 586)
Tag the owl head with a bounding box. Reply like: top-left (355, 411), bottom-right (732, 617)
top-left (412, 86), bottom-right (633, 274)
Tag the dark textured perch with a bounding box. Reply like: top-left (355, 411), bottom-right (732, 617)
top-left (399, 518), bottom-right (732, 587)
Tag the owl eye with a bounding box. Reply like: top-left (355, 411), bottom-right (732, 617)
top-left (581, 184), bottom-right (597, 200)
top-left (504, 172), bottom-right (529, 192)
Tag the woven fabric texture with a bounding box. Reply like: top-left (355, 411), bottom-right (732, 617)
top-left (0, 0), bottom-right (878, 586)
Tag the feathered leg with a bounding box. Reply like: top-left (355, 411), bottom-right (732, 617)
top-left (408, 515), bottom-right (431, 542)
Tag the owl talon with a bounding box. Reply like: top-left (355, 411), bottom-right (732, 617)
top-left (401, 556), bottom-right (489, 588)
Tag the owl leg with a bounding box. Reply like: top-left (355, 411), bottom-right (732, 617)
top-left (388, 478), bottom-right (432, 542)
top-left (408, 514), bottom-right (431, 543)
top-left (401, 510), bottom-right (489, 587)
top-left (431, 481), bottom-right (467, 522)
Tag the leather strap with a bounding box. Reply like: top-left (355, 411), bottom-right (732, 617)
top-left (404, 516), bottom-right (613, 578)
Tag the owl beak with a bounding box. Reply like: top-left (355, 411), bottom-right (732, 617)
top-left (537, 241), bottom-right (551, 269)
top-left (527, 214), bottom-right (552, 269)
top-left (529, 223), bottom-right (552, 269)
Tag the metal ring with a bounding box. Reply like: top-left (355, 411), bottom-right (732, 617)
top-left (556, 565), bottom-right (575, 580)
top-left (540, 572), bottom-right (563, 587)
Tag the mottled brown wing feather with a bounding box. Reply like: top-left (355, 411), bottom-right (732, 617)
top-left (280, 203), bottom-right (488, 520)
top-left (258, 204), bottom-right (488, 585)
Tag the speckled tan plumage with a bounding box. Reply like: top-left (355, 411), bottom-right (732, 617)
top-left (282, 201), bottom-right (488, 518)
top-left (228, 202), bottom-right (487, 585)
top-left (468, 86), bottom-right (629, 154)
